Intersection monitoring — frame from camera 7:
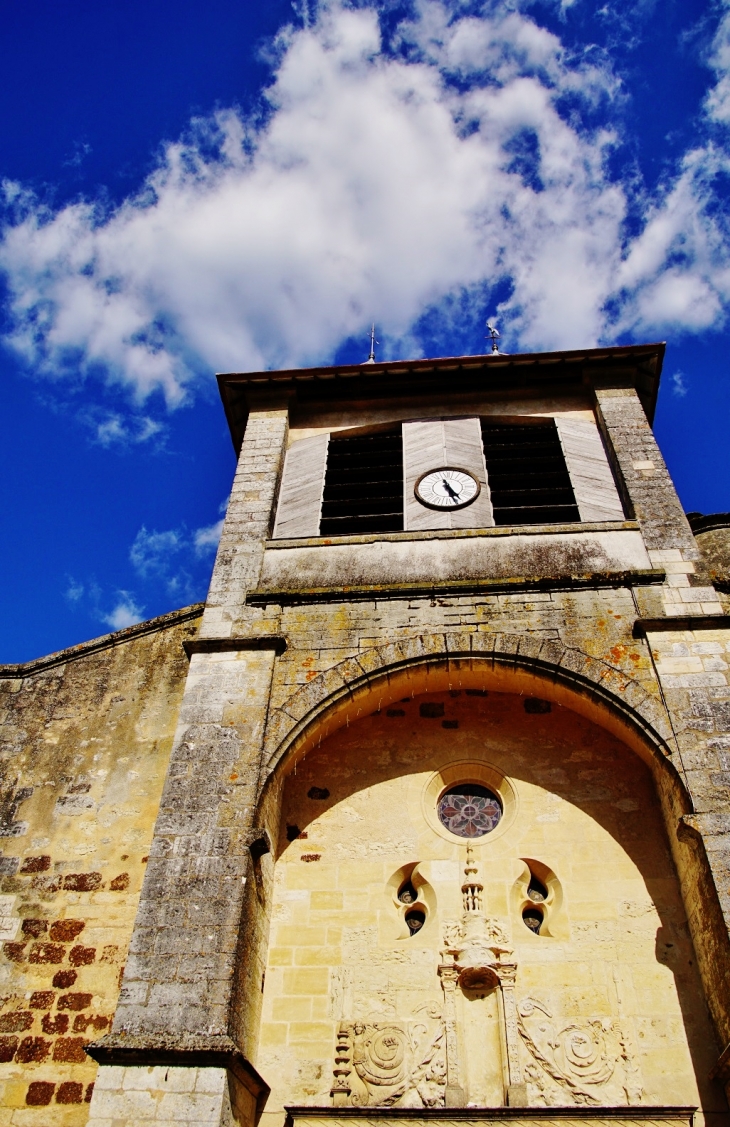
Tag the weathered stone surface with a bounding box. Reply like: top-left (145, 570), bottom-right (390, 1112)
top-left (0, 606), bottom-right (200, 1124)
top-left (2, 352), bottom-right (730, 1127)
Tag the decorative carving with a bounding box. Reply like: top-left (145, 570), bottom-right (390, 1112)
top-left (331, 1025), bottom-right (353, 1106)
top-left (335, 1017), bottom-right (446, 1108)
top-left (442, 919), bottom-right (463, 950)
top-left (330, 967), bottom-right (353, 1020)
top-left (517, 997), bottom-right (643, 1106)
top-left (442, 851), bottom-right (514, 992)
top-left (440, 848), bottom-right (524, 1104)
top-left (461, 844), bottom-right (483, 912)
top-left (437, 961), bottom-right (463, 1105)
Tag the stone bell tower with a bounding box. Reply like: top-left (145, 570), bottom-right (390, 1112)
top-left (81, 342), bottom-right (730, 1127)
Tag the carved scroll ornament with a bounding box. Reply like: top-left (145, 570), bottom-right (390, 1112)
top-left (335, 1018), bottom-right (447, 1108)
top-left (517, 997), bottom-right (643, 1106)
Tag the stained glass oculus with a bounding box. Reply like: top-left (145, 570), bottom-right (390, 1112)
top-left (437, 784), bottom-right (502, 838)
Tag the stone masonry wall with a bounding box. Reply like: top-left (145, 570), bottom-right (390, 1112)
top-left (0, 607), bottom-right (200, 1125)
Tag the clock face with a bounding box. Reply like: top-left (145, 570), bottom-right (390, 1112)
top-left (415, 467), bottom-right (480, 511)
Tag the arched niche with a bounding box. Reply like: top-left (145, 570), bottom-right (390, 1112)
top-left (237, 665), bottom-right (726, 1127)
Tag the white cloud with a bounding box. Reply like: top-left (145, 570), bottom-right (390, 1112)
top-left (91, 412), bottom-right (162, 447)
top-left (130, 518), bottom-right (223, 597)
top-left (706, 1), bottom-right (730, 125)
top-left (671, 370), bottom-right (688, 397)
top-left (194, 518), bottom-right (225, 555)
top-left (64, 578), bottom-right (85, 604)
top-left (1, 0), bottom-right (730, 394)
top-left (103, 593), bottom-right (144, 631)
top-left (130, 526), bottom-right (185, 578)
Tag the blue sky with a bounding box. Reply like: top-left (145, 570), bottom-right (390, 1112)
top-left (1, 0), bottom-right (729, 663)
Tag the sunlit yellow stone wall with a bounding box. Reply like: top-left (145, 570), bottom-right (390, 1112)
top-left (257, 688), bottom-right (723, 1127)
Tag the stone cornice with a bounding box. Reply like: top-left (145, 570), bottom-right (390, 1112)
top-left (218, 343), bottom-right (665, 453)
top-left (247, 569), bottom-right (666, 607)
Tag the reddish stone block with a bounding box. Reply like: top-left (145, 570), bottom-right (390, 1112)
top-left (84, 1082), bottom-right (95, 1102)
top-left (49, 919), bottom-right (85, 942)
top-left (110, 872), bottom-right (130, 890)
top-left (56, 1080), bottom-right (84, 1104)
top-left (58, 992), bottom-right (92, 1011)
top-left (73, 1012), bottom-right (109, 1033)
top-left (52, 1036), bottom-right (88, 1063)
top-left (15, 1036), bottom-right (51, 1063)
top-left (52, 969), bottom-right (77, 988)
top-left (29, 991), bottom-right (54, 1009)
top-left (21, 918), bottom-right (48, 938)
top-left (0, 1036), bottom-right (19, 1062)
top-left (0, 1011), bottom-right (33, 1032)
top-left (28, 942), bottom-right (64, 964)
top-left (69, 945), bottom-right (95, 966)
top-left (26, 1081), bottom-right (55, 1106)
top-left (20, 856), bottom-right (51, 874)
top-left (3, 942), bottom-right (26, 962)
top-left (62, 873), bottom-right (102, 891)
top-left (41, 1012), bottom-right (69, 1035)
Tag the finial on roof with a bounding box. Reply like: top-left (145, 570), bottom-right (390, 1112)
top-left (364, 323), bottom-right (377, 364)
top-left (486, 322), bottom-right (501, 354)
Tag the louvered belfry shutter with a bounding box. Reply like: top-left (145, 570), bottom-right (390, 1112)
top-left (555, 416), bottom-right (624, 523)
top-left (272, 433), bottom-right (329, 539)
top-left (403, 417), bottom-right (494, 531)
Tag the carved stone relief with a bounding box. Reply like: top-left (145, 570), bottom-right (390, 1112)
top-left (517, 997), bottom-right (643, 1107)
top-left (332, 1015), bottom-right (447, 1108)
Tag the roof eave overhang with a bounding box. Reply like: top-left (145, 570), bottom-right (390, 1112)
top-left (217, 342), bottom-right (665, 453)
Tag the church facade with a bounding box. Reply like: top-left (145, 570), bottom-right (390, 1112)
top-left (1, 343), bottom-right (730, 1127)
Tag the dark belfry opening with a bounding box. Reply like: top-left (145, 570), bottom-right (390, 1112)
top-left (319, 428), bottom-right (404, 536)
top-left (480, 420), bottom-right (580, 526)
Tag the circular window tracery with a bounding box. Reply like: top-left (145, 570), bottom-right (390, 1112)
top-left (437, 783), bottom-right (502, 838)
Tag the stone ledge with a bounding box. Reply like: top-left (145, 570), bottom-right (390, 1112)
top-left (634, 616), bottom-right (729, 636)
top-left (86, 1032), bottom-right (269, 1108)
top-left (184, 635), bottom-right (288, 657)
top-left (267, 522), bottom-right (640, 551)
top-left (247, 570), bottom-right (666, 607)
top-left (285, 1108), bottom-right (696, 1126)
top-left (0, 603), bottom-right (204, 679)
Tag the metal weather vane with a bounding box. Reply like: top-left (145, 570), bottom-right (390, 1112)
top-left (364, 323), bottom-right (378, 364)
top-left (486, 322), bottom-right (501, 354)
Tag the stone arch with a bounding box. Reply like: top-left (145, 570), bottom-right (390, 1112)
top-left (248, 634), bottom-right (726, 1118)
top-left (261, 630), bottom-right (687, 805)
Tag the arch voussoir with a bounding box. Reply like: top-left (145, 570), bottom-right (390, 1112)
top-left (262, 630), bottom-right (676, 777)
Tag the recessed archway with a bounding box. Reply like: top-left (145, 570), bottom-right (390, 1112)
top-left (249, 681), bottom-right (724, 1125)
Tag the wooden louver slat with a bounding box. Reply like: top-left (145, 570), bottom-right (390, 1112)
top-left (555, 417), bottom-right (625, 522)
top-left (272, 433), bottom-right (329, 539)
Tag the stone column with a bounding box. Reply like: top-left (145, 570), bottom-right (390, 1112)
top-left (86, 405), bottom-right (289, 1125)
top-left (497, 964), bottom-right (527, 1107)
top-left (438, 961), bottom-right (465, 1107)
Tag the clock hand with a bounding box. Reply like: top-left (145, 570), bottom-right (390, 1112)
top-left (442, 479), bottom-right (460, 501)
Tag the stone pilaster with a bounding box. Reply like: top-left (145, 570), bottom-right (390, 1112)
top-left (200, 406), bottom-right (289, 639)
top-left (593, 387), bottom-right (721, 617)
top-left (87, 404), bottom-right (290, 1123)
top-left (595, 387), bottom-right (730, 1062)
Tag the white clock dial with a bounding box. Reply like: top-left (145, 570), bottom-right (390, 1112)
top-left (415, 467), bottom-right (480, 511)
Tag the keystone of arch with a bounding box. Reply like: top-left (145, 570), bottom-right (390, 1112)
top-left (262, 630), bottom-right (676, 780)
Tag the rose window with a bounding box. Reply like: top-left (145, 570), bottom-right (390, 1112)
top-left (437, 784), bottom-right (502, 838)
